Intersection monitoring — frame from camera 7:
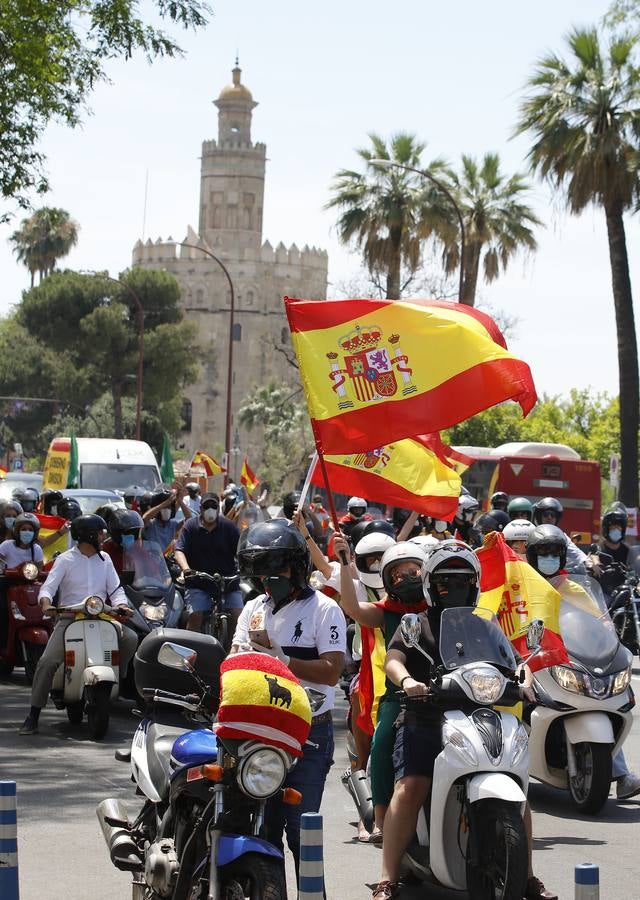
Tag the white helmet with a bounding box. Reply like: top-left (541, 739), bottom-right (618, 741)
top-left (409, 534), bottom-right (440, 552)
top-left (347, 496), bottom-right (367, 518)
top-left (422, 539), bottom-right (481, 610)
top-left (503, 518), bottom-right (536, 544)
top-left (456, 493), bottom-right (480, 522)
top-left (354, 532), bottom-right (396, 588)
top-left (381, 541), bottom-right (428, 601)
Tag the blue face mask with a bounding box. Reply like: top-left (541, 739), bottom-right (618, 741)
top-left (19, 530), bottom-right (35, 545)
top-left (121, 533), bottom-right (135, 549)
top-left (608, 528), bottom-right (623, 543)
top-left (538, 555), bottom-right (560, 576)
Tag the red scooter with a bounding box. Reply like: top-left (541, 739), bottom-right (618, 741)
top-left (0, 562), bottom-right (52, 683)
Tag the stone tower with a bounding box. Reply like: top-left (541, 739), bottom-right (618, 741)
top-left (132, 64), bottom-right (328, 477)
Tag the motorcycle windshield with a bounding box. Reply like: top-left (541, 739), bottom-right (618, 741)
top-left (123, 540), bottom-right (172, 593)
top-left (439, 606), bottom-right (517, 672)
top-left (550, 574), bottom-right (620, 667)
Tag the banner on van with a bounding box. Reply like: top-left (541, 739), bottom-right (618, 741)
top-left (42, 438), bottom-right (71, 490)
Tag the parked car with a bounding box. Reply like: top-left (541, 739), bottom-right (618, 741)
top-left (60, 489), bottom-right (125, 516)
top-left (0, 472), bottom-right (44, 503)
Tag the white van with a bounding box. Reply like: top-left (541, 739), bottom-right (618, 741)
top-left (43, 438), bottom-right (162, 492)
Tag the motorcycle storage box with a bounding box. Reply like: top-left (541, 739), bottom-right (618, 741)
top-left (134, 627), bottom-right (225, 713)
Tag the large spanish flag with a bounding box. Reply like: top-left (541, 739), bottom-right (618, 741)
top-left (310, 433), bottom-right (466, 519)
top-left (477, 532), bottom-right (569, 672)
top-left (285, 297), bottom-right (537, 454)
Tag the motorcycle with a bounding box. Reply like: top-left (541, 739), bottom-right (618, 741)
top-left (0, 562), bottom-right (52, 683)
top-left (49, 596), bottom-right (130, 740)
top-left (395, 608), bottom-right (531, 899)
top-left (527, 573), bottom-right (635, 813)
top-left (97, 628), bottom-right (321, 899)
top-left (183, 571), bottom-right (241, 651)
top-left (122, 540), bottom-right (186, 634)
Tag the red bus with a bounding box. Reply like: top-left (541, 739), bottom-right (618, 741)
top-left (455, 442), bottom-right (601, 545)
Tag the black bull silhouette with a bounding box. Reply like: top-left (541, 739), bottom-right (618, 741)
top-left (264, 674), bottom-right (292, 708)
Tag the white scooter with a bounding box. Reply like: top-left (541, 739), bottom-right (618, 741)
top-left (49, 596), bottom-right (126, 740)
top-left (398, 608), bottom-right (534, 899)
top-left (528, 574), bottom-right (634, 814)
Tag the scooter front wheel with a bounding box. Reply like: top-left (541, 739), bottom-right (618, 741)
top-left (567, 742), bottom-right (611, 814)
top-left (87, 682), bottom-right (112, 741)
top-left (467, 800), bottom-right (528, 900)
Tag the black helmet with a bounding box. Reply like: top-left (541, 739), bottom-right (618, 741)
top-left (350, 518), bottom-right (396, 549)
top-left (282, 490), bottom-right (301, 520)
top-left (186, 482), bottom-right (201, 498)
top-left (94, 502), bottom-right (121, 528)
top-left (525, 524), bottom-right (567, 575)
top-left (490, 491), bottom-right (509, 511)
top-left (123, 484), bottom-right (146, 507)
top-left (57, 497), bottom-right (83, 521)
top-left (488, 509), bottom-right (509, 532)
top-left (12, 512), bottom-right (40, 543)
top-left (237, 519), bottom-right (311, 589)
top-left (533, 497), bottom-right (564, 526)
top-left (602, 506), bottom-right (628, 541)
top-left (12, 487), bottom-right (39, 513)
top-left (109, 508), bottom-right (144, 544)
top-left (71, 514), bottom-right (108, 552)
top-left (507, 497), bottom-right (533, 521)
top-left (41, 489), bottom-right (64, 516)
top-left (150, 486), bottom-right (172, 509)
top-left (475, 512), bottom-right (499, 536)
top-left (138, 492), bottom-right (154, 515)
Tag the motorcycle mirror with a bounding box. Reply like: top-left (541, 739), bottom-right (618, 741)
top-left (158, 642), bottom-right (197, 672)
top-left (120, 570), bottom-right (135, 587)
top-left (304, 687), bottom-right (326, 713)
top-left (400, 614), bottom-right (422, 648)
top-left (526, 619), bottom-right (545, 652)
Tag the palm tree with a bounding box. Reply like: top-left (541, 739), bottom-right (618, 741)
top-left (326, 132), bottom-right (449, 299)
top-left (437, 153), bottom-right (541, 306)
top-left (10, 207), bottom-right (79, 286)
top-left (517, 27), bottom-right (640, 507)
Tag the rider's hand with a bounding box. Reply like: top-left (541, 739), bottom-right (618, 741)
top-left (114, 605), bottom-right (134, 618)
top-left (230, 641), bottom-right (253, 655)
top-left (332, 534), bottom-right (350, 565)
top-left (403, 677), bottom-right (429, 697)
top-left (293, 510), bottom-right (309, 538)
top-left (521, 685), bottom-right (537, 703)
top-left (250, 638), bottom-right (290, 666)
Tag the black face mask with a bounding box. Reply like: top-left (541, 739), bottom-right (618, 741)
top-left (434, 583), bottom-right (472, 609)
top-left (263, 575), bottom-right (295, 604)
top-left (391, 576), bottom-right (424, 605)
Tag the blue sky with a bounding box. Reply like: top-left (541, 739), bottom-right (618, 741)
top-left (1, 0), bottom-right (636, 400)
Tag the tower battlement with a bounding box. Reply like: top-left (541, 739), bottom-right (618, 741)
top-left (132, 234), bottom-right (328, 270)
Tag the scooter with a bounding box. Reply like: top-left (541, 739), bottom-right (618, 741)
top-left (527, 574), bottom-right (635, 814)
top-left (122, 540), bottom-right (185, 634)
top-left (396, 608), bottom-right (532, 899)
top-left (0, 562), bottom-right (52, 683)
top-left (49, 596), bottom-right (128, 740)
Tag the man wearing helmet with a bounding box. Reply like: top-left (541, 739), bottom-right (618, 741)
top-left (12, 487), bottom-right (39, 514)
top-left (503, 518), bottom-right (536, 559)
top-left (231, 519), bottom-right (346, 885)
top-left (0, 514), bottom-right (45, 649)
top-left (490, 491), bottom-right (509, 513)
top-left (588, 506), bottom-right (630, 584)
top-left (143, 485), bottom-right (192, 550)
top-left (532, 497), bottom-right (588, 575)
top-left (338, 496), bottom-right (373, 538)
top-left (507, 496), bottom-right (534, 522)
top-left (102, 508), bottom-right (145, 575)
top-left (19, 514), bottom-right (137, 735)
top-left (452, 494), bottom-right (481, 547)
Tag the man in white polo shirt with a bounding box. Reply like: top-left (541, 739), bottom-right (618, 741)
top-left (231, 518), bottom-right (346, 886)
top-left (19, 514), bottom-right (137, 735)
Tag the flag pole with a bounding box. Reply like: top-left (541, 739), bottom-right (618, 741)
top-left (310, 426), bottom-right (349, 565)
top-left (297, 451), bottom-right (318, 511)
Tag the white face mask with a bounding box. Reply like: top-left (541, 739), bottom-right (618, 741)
top-left (203, 508), bottom-right (218, 523)
top-left (159, 508), bottom-right (172, 522)
top-left (434, 520), bottom-right (448, 533)
top-left (608, 528), bottom-right (623, 543)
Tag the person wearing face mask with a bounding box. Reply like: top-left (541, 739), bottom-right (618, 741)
top-left (142, 486), bottom-right (192, 551)
top-left (102, 508), bottom-right (145, 575)
top-left (0, 500), bottom-right (23, 542)
top-left (12, 487), bottom-right (39, 514)
top-left (588, 506), bottom-right (630, 582)
top-left (0, 512), bottom-right (45, 647)
top-left (337, 496), bottom-right (373, 538)
top-left (174, 493), bottom-right (241, 632)
top-left (532, 497), bottom-right (588, 575)
top-left (230, 519), bottom-right (346, 888)
top-left (452, 493), bottom-right (481, 547)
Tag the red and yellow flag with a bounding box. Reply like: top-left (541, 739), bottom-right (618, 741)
top-left (285, 297), bottom-right (537, 454)
top-left (190, 450), bottom-right (225, 478)
top-left (356, 625), bottom-right (387, 735)
top-left (36, 513), bottom-right (70, 563)
top-left (310, 432), bottom-right (467, 519)
top-left (240, 456), bottom-right (260, 494)
top-left (0, 466), bottom-right (7, 479)
top-left (477, 532), bottom-right (569, 672)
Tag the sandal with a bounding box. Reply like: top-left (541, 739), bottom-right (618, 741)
top-left (368, 827), bottom-right (383, 844)
top-left (372, 881), bottom-right (398, 899)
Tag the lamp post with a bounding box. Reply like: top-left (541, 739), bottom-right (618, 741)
top-left (177, 242), bottom-right (236, 487)
top-left (82, 270), bottom-right (145, 440)
top-left (370, 158), bottom-right (466, 302)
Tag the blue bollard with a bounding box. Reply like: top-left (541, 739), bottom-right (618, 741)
top-left (298, 812), bottom-right (324, 900)
top-left (0, 781), bottom-right (19, 900)
top-left (575, 863), bottom-right (599, 900)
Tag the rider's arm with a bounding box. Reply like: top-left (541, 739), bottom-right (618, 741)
top-left (385, 648), bottom-right (428, 696)
top-left (38, 555), bottom-right (67, 609)
top-left (333, 535), bottom-right (384, 627)
top-left (293, 511), bottom-right (331, 578)
top-left (288, 651), bottom-right (344, 686)
top-left (229, 597), bottom-right (254, 652)
top-left (173, 549), bottom-right (190, 573)
top-left (177, 492), bottom-right (192, 520)
top-left (105, 558), bottom-right (129, 608)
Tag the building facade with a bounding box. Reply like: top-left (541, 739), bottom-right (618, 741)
top-left (132, 64), bottom-right (327, 474)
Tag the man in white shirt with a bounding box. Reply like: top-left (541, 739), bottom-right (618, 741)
top-left (232, 519), bottom-right (346, 887)
top-left (19, 514), bottom-right (137, 735)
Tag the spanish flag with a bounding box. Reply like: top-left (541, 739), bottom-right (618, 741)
top-left (355, 625), bottom-right (387, 735)
top-left (214, 652), bottom-right (311, 756)
top-left (310, 433), bottom-right (466, 520)
top-left (285, 297), bottom-right (537, 454)
top-left (240, 456), bottom-right (260, 495)
top-left (190, 450), bottom-right (225, 478)
top-left (36, 513), bottom-right (70, 563)
top-left (477, 532), bottom-right (569, 672)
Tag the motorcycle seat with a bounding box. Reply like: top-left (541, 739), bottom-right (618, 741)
top-left (146, 723), bottom-right (187, 799)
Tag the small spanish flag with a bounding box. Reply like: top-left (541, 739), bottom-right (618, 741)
top-left (214, 652), bottom-right (311, 756)
top-left (240, 456), bottom-right (260, 495)
top-left (190, 450), bottom-right (225, 478)
top-left (36, 513), bottom-right (70, 563)
top-left (0, 466), bottom-right (7, 479)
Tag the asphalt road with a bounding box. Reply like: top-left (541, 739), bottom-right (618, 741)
top-left (2, 665), bottom-right (640, 900)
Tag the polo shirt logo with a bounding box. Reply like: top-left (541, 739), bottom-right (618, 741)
top-left (292, 620), bottom-right (303, 643)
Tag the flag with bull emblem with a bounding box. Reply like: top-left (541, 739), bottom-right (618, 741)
top-left (284, 297), bottom-right (537, 454)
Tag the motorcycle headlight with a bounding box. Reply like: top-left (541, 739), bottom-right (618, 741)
top-left (140, 602), bottom-right (168, 622)
top-left (462, 667), bottom-right (505, 704)
top-left (551, 665), bottom-right (586, 695)
top-left (237, 748), bottom-right (287, 799)
top-left (611, 665), bottom-right (632, 696)
top-left (22, 562), bottom-right (39, 581)
top-left (511, 723), bottom-right (529, 768)
top-left (442, 722), bottom-right (478, 766)
top-left (84, 596), bottom-right (104, 616)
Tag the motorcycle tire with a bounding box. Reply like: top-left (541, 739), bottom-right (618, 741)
top-left (66, 700), bottom-right (84, 724)
top-left (218, 853), bottom-right (287, 900)
top-left (87, 682), bottom-right (112, 741)
top-left (567, 742), bottom-right (611, 814)
top-left (611, 609), bottom-right (639, 655)
top-left (466, 800), bottom-right (528, 900)
top-left (23, 642), bottom-right (45, 684)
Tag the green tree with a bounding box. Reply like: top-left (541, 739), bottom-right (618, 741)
top-left (517, 27), bottom-right (640, 507)
top-left (9, 207), bottom-right (79, 286)
top-left (438, 154), bottom-right (540, 306)
top-left (326, 132), bottom-right (448, 299)
top-left (0, 0), bottom-right (209, 213)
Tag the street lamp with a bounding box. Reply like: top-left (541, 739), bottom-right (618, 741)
top-left (370, 158), bottom-right (466, 302)
top-left (177, 241), bottom-right (236, 487)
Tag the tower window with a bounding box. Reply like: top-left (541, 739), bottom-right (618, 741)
top-left (181, 399), bottom-right (193, 433)
top-left (233, 323), bottom-right (242, 341)
top-left (281, 327), bottom-right (288, 345)
top-left (230, 124), bottom-right (240, 133)
top-left (246, 290), bottom-right (254, 306)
